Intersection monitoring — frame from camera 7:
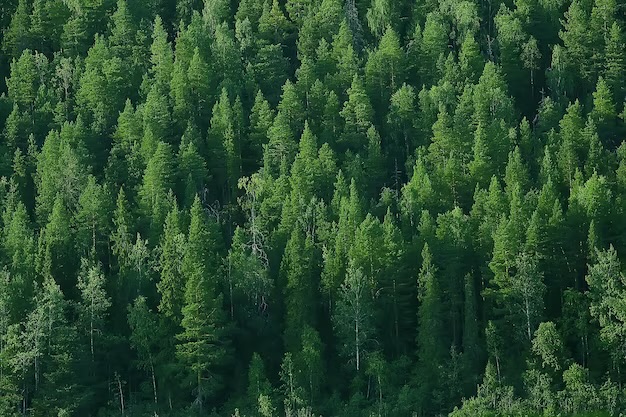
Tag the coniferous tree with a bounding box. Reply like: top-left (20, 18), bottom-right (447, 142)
top-left (177, 196), bottom-right (227, 408)
top-left (416, 243), bottom-right (446, 413)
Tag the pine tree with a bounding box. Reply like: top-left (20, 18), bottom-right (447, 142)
top-left (277, 80), bottom-right (305, 135)
top-left (149, 16), bottom-right (174, 95)
top-left (585, 245), bottom-right (626, 364)
top-left (139, 141), bottom-right (176, 243)
top-left (111, 187), bottom-right (133, 262)
top-left (416, 243), bottom-right (445, 412)
top-left (559, 0), bottom-right (594, 88)
top-left (202, 0), bottom-right (231, 31)
top-left (187, 47), bottom-right (213, 123)
top-left (280, 352), bottom-right (306, 413)
top-left (494, 6), bottom-right (527, 106)
top-left (264, 111), bottom-right (297, 177)
top-left (258, 0), bottom-right (292, 45)
top-left (329, 20), bottom-right (359, 94)
top-left (61, 0), bottom-right (110, 56)
top-left (177, 196), bottom-right (227, 407)
top-left (604, 22), bottom-right (626, 100)
top-left (170, 56), bottom-right (192, 124)
top-left (248, 43), bottom-right (289, 106)
top-left (420, 12), bottom-right (448, 85)
top-left (74, 176), bottom-right (110, 258)
top-left (557, 100), bottom-right (585, 188)
top-left (365, 27), bottom-right (406, 115)
top-left (462, 273), bottom-right (481, 389)
top-left (227, 226), bottom-right (271, 321)
top-left (3, 0), bottom-right (31, 58)
top-left (504, 146), bottom-right (530, 196)
top-left (591, 76), bottom-right (618, 144)
top-left (297, 325), bottom-right (324, 406)
top-left (176, 0), bottom-right (202, 26)
top-left (340, 75), bottom-right (374, 152)
top-left (207, 88), bottom-right (240, 199)
top-left (128, 296), bottom-right (162, 407)
top-left (77, 35), bottom-right (130, 134)
top-left (459, 34), bottom-right (483, 83)
top-left (286, 0), bottom-right (313, 28)
top-left (401, 156), bottom-right (436, 225)
top-left (157, 203), bottom-right (186, 321)
top-left (37, 195), bottom-right (75, 290)
top-left (143, 84), bottom-right (174, 147)
top-left (246, 90), bottom-right (275, 174)
top-left (281, 228), bottom-right (317, 352)
top-left (1, 205), bottom-right (34, 322)
top-left (212, 22), bottom-right (243, 95)
top-left (469, 123), bottom-right (494, 188)
top-left (7, 50), bottom-right (39, 114)
top-left (366, 0), bottom-right (400, 38)
top-left (109, 0), bottom-right (137, 62)
top-left (23, 275), bottom-right (81, 416)
top-left (247, 352), bottom-right (273, 409)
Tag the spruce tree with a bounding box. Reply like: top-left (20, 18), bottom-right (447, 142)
top-left (177, 196), bottom-right (227, 407)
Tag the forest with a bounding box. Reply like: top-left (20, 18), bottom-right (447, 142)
top-left (1, 0), bottom-right (626, 416)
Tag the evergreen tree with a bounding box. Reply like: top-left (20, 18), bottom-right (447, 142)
top-left (139, 141), bottom-right (176, 242)
top-left (340, 75), bottom-right (374, 152)
top-left (74, 176), bottom-right (110, 258)
top-left (586, 245), bottom-right (626, 363)
top-left (420, 12), bottom-right (448, 86)
top-left (365, 26), bottom-right (406, 115)
top-left (604, 22), bottom-right (626, 100)
top-left (281, 228), bottom-right (317, 352)
top-left (177, 196), bottom-right (227, 408)
top-left (37, 195), bottom-right (76, 290)
top-left (246, 90), bottom-right (275, 174)
top-left (416, 243), bottom-right (446, 412)
top-left (157, 203), bottom-right (186, 321)
top-left (128, 296), bottom-right (163, 407)
top-left (366, 0), bottom-right (400, 38)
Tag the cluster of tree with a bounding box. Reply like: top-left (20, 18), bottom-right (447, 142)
top-left (1, 0), bottom-right (626, 416)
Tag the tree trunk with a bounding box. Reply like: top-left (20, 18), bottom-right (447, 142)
top-left (91, 297), bottom-right (95, 360)
top-left (525, 295), bottom-right (532, 341)
top-left (393, 279), bottom-right (399, 353)
top-left (117, 373), bottom-right (125, 416)
top-left (151, 361), bottom-right (158, 405)
top-left (355, 306), bottom-right (360, 371)
top-left (378, 374), bottom-right (383, 417)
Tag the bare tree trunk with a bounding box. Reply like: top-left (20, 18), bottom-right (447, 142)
top-left (378, 374), bottom-right (383, 417)
top-left (91, 294), bottom-right (95, 360)
top-left (393, 279), bottom-right (399, 353)
top-left (355, 308), bottom-right (360, 371)
top-left (92, 220), bottom-right (97, 254)
top-left (495, 354), bottom-right (501, 383)
top-left (525, 296), bottom-right (532, 341)
top-left (228, 254), bottom-right (234, 320)
top-left (151, 361), bottom-right (158, 405)
top-left (116, 373), bottom-right (125, 416)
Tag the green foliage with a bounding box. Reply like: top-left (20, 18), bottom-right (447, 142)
top-left (176, 196), bottom-right (228, 407)
top-left (2, 1), bottom-right (626, 416)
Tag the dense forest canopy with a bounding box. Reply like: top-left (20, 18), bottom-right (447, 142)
top-left (1, 0), bottom-right (626, 416)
